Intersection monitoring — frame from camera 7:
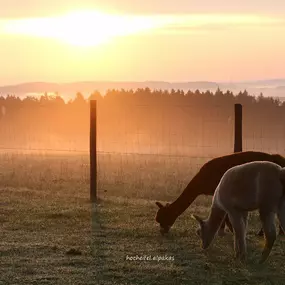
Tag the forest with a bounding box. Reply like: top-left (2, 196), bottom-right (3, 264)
top-left (0, 88), bottom-right (284, 156)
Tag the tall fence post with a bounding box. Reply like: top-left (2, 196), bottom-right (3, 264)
top-left (90, 100), bottom-right (97, 202)
top-left (234, 103), bottom-right (243, 153)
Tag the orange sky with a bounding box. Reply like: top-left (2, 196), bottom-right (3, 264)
top-left (0, 2), bottom-right (285, 84)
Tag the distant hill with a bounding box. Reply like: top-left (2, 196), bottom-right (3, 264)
top-left (1, 80), bottom-right (285, 101)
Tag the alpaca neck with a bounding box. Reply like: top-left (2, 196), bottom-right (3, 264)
top-left (167, 174), bottom-right (203, 219)
top-left (205, 206), bottom-right (226, 237)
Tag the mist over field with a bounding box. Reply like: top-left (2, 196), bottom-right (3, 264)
top-left (1, 80), bottom-right (285, 102)
top-left (1, 87), bottom-right (285, 156)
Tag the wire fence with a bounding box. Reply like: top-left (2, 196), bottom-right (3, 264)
top-left (0, 102), bottom-right (285, 201)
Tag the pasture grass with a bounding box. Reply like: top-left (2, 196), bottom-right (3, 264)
top-left (1, 152), bottom-right (285, 284)
top-left (0, 151), bottom-right (208, 200)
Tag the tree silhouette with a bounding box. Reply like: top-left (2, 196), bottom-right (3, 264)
top-left (0, 88), bottom-right (284, 153)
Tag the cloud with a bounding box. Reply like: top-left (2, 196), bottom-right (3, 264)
top-left (1, 13), bottom-right (284, 40)
top-left (0, 11), bottom-right (170, 47)
top-left (150, 14), bottom-right (285, 35)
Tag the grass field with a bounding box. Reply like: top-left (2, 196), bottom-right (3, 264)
top-left (1, 152), bottom-right (285, 284)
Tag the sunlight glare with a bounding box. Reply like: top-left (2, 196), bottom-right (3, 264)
top-left (2, 12), bottom-right (282, 47)
top-left (1, 10), bottom-right (167, 47)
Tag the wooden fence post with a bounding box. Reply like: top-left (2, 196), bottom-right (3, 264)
top-left (234, 103), bottom-right (243, 153)
top-left (90, 100), bottom-right (97, 202)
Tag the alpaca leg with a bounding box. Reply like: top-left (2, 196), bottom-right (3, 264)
top-left (218, 215), bottom-right (234, 236)
top-left (277, 199), bottom-right (285, 235)
top-left (279, 225), bottom-right (284, 235)
top-left (259, 211), bottom-right (276, 264)
top-left (242, 212), bottom-right (249, 230)
top-left (242, 212), bottom-right (249, 243)
top-left (239, 212), bottom-right (248, 259)
top-left (218, 217), bottom-right (227, 236)
top-left (225, 214), bottom-right (234, 233)
top-left (228, 212), bottom-right (246, 261)
top-left (258, 225), bottom-right (284, 236)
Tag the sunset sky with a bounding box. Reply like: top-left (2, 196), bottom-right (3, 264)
top-left (1, 1), bottom-right (285, 85)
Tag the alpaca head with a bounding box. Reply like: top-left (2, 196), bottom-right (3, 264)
top-left (192, 214), bottom-right (213, 249)
top-left (155, 202), bottom-right (175, 234)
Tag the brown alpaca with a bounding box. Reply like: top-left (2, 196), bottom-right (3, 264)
top-left (155, 151), bottom-right (285, 235)
top-left (193, 161), bottom-right (285, 263)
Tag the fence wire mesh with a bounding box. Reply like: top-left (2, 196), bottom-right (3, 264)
top-left (0, 98), bottom-right (285, 202)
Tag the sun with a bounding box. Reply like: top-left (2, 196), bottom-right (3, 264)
top-left (2, 10), bottom-right (165, 48)
top-left (55, 11), bottom-right (120, 47)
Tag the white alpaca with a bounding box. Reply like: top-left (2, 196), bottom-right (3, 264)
top-left (192, 161), bottom-right (285, 263)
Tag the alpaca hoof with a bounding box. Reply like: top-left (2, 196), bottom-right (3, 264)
top-left (235, 252), bottom-right (246, 263)
top-left (237, 255), bottom-right (246, 263)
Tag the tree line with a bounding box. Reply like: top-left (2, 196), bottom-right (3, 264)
top-left (0, 88), bottom-right (284, 155)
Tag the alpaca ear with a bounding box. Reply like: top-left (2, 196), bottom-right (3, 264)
top-left (155, 202), bottom-right (164, 209)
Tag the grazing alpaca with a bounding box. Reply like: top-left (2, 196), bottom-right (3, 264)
top-left (192, 161), bottom-right (285, 263)
top-left (155, 151), bottom-right (285, 235)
